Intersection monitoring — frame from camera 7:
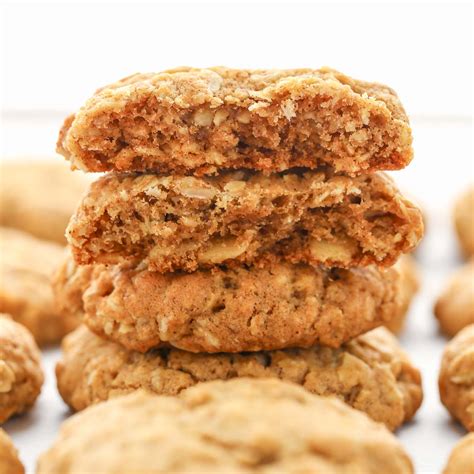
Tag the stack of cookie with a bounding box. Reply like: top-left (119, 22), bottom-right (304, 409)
top-left (53, 67), bottom-right (424, 431)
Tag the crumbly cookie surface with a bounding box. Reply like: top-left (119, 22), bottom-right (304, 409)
top-left (0, 160), bottom-right (92, 244)
top-left (57, 67), bottom-right (412, 176)
top-left (38, 379), bottom-right (413, 473)
top-left (67, 170), bottom-right (423, 272)
top-left (0, 429), bottom-right (24, 474)
top-left (435, 261), bottom-right (474, 337)
top-left (0, 228), bottom-right (79, 345)
top-left (386, 255), bottom-right (420, 334)
top-left (53, 253), bottom-right (401, 353)
top-left (439, 324), bottom-right (474, 431)
top-left (443, 433), bottom-right (474, 474)
top-left (0, 314), bottom-right (44, 423)
top-left (454, 186), bottom-right (474, 258)
top-left (57, 325), bottom-right (422, 431)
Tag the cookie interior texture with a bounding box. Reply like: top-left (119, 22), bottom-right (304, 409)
top-left (435, 261), bottom-right (474, 337)
top-left (0, 314), bottom-right (44, 423)
top-left (38, 379), bottom-right (413, 473)
top-left (439, 324), bottom-right (474, 431)
top-left (67, 169), bottom-right (423, 272)
top-left (53, 254), bottom-right (402, 353)
top-left (57, 67), bottom-right (412, 176)
top-left (0, 429), bottom-right (24, 474)
top-left (56, 325), bottom-right (422, 431)
top-left (0, 227), bottom-right (79, 345)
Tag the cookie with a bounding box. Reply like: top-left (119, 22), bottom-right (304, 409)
top-left (439, 324), bottom-right (474, 431)
top-left (435, 261), bottom-right (474, 337)
top-left (68, 170), bottom-right (423, 272)
top-left (443, 433), bottom-right (474, 474)
top-left (52, 253), bottom-right (401, 353)
top-left (38, 378), bottom-right (413, 473)
top-left (57, 67), bottom-right (412, 176)
top-left (57, 325), bottom-right (422, 431)
top-left (0, 160), bottom-right (91, 244)
top-left (0, 227), bottom-right (79, 345)
top-left (454, 186), bottom-right (474, 258)
top-left (0, 429), bottom-right (24, 474)
top-left (385, 255), bottom-right (420, 334)
top-left (0, 314), bottom-right (43, 423)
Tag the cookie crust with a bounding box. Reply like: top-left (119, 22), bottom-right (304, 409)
top-left (454, 186), bottom-right (474, 258)
top-left (0, 228), bottom-right (79, 345)
top-left (67, 170), bottom-right (423, 272)
top-left (443, 433), bottom-right (474, 474)
top-left (0, 314), bottom-right (44, 423)
top-left (53, 254), bottom-right (401, 353)
top-left (57, 326), bottom-right (422, 431)
top-left (435, 261), bottom-right (474, 337)
top-left (0, 429), bottom-right (24, 474)
top-left (57, 67), bottom-right (413, 176)
top-left (39, 379), bottom-right (413, 473)
top-left (439, 324), bottom-right (474, 431)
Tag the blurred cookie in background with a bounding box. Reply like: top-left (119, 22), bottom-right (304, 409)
top-left (0, 429), bottom-right (24, 474)
top-left (435, 261), bottom-right (474, 337)
top-left (0, 159), bottom-right (92, 244)
top-left (443, 433), bottom-right (474, 474)
top-left (0, 314), bottom-right (43, 424)
top-left (439, 324), bottom-right (474, 432)
top-left (0, 227), bottom-right (79, 345)
top-left (454, 185), bottom-right (474, 259)
top-left (385, 255), bottom-right (421, 335)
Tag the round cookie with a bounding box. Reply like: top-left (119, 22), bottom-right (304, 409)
top-left (56, 325), bottom-right (422, 431)
top-left (0, 429), bottom-right (24, 474)
top-left (0, 314), bottom-right (44, 423)
top-left (385, 255), bottom-right (420, 334)
top-left (38, 379), bottom-right (414, 473)
top-left (53, 253), bottom-right (401, 353)
top-left (435, 261), bottom-right (474, 337)
top-left (439, 324), bottom-right (474, 431)
top-left (443, 433), bottom-right (474, 474)
top-left (0, 227), bottom-right (79, 345)
top-left (454, 186), bottom-right (474, 258)
top-left (0, 160), bottom-right (92, 245)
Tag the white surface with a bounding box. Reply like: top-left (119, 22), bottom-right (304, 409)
top-left (0, 118), bottom-right (473, 473)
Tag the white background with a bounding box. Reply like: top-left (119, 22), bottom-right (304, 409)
top-left (1, 1), bottom-right (473, 473)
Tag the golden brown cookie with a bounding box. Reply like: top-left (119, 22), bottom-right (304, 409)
top-left (439, 324), bottom-right (474, 431)
top-left (56, 325), bottom-right (422, 431)
top-left (57, 67), bottom-right (412, 176)
top-left (0, 314), bottom-right (43, 423)
top-left (38, 379), bottom-right (414, 473)
top-left (454, 186), bottom-right (474, 258)
top-left (435, 261), bottom-right (474, 337)
top-left (0, 429), bottom-right (24, 474)
top-left (0, 160), bottom-right (92, 244)
top-left (0, 228), bottom-right (79, 345)
top-left (385, 255), bottom-right (420, 334)
top-left (67, 170), bottom-right (423, 272)
top-left (443, 433), bottom-right (474, 474)
top-left (53, 253), bottom-right (401, 353)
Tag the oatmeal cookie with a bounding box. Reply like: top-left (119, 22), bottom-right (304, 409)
top-left (56, 325), bottom-right (422, 431)
top-left (67, 170), bottom-right (423, 271)
top-left (454, 186), bottom-right (474, 258)
top-left (0, 160), bottom-right (91, 244)
top-left (38, 379), bottom-right (413, 473)
top-left (0, 429), bottom-right (24, 474)
top-left (57, 67), bottom-right (412, 176)
top-left (439, 324), bottom-right (474, 431)
top-left (0, 314), bottom-right (43, 424)
top-left (53, 254), bottom-right (401, 353)
top-left (0, 228), bottom-right (79, 345)
top-left (443, 433), bottom-right (474, 474)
